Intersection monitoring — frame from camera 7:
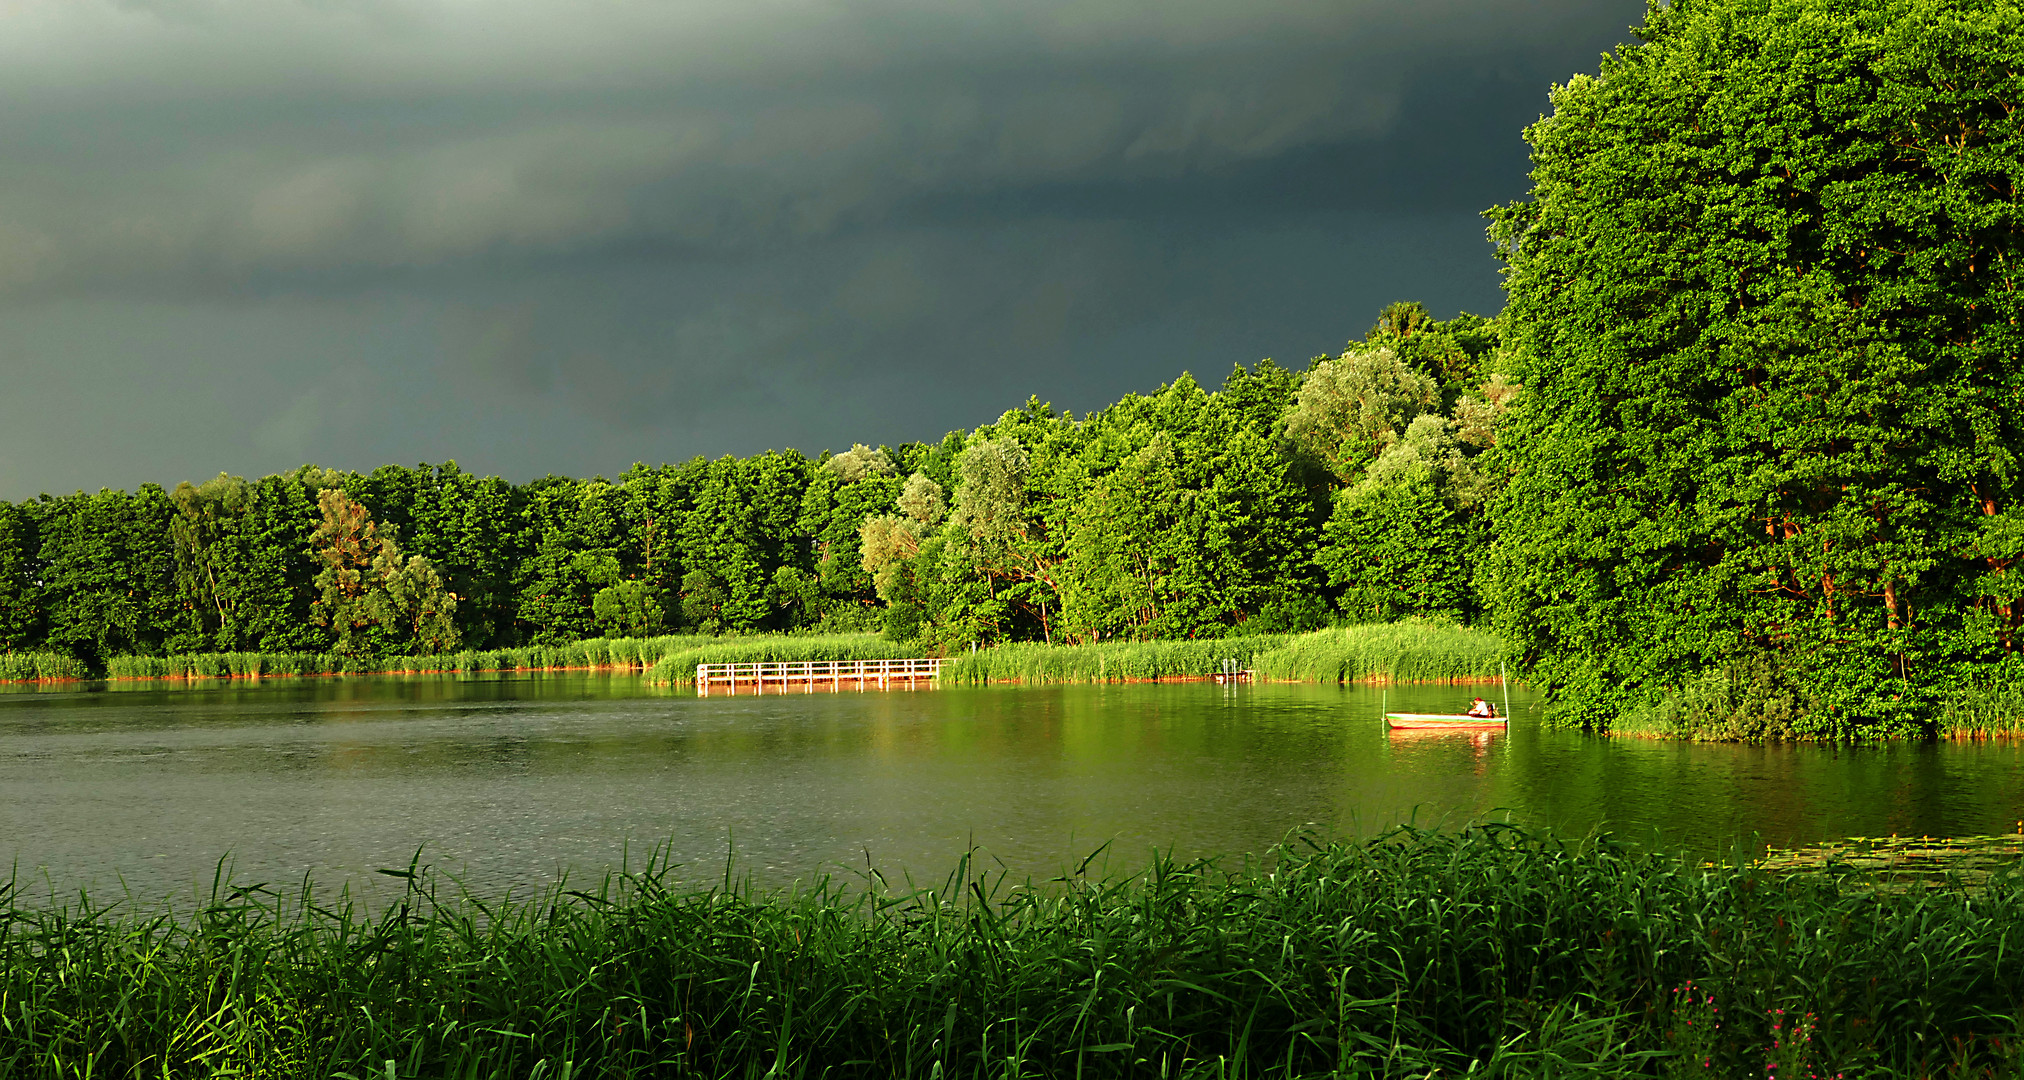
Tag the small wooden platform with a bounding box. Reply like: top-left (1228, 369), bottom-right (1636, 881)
top-left (695, 658), bottom-right (946, 694)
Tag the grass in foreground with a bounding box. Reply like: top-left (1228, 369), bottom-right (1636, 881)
top-left (6, 824), bottom-right (2024, 1078)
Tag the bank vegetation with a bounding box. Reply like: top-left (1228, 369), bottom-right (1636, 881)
top-left (5, 824), bottom-right (2023, 1078)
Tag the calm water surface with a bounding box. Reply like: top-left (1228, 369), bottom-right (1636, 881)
top-left (2, 676), bottom-right (2021, 902)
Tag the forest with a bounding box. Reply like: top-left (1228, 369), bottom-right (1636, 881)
top-left (5, 0), bottom-right (2023, 740)
top-left (0, 304), bottom-right (1504, 670)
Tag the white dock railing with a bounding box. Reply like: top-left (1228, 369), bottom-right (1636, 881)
top-left (694, 657), bottom-right (947, 694)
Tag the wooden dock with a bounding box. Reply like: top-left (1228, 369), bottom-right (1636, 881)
top-left (694, 658), bottom-right (947, 694)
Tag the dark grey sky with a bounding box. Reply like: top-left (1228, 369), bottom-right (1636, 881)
top-left (0, 0), bottom-right (1639, 499)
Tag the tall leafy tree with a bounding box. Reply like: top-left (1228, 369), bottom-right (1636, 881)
top-left (800, 459), bottom-right (905, 627)
top-left (0, 501), bottom-right (42, 650)
top-left (1284, 346), bottom-right (1441, 482)
top-left (418, 463), bottom-right (525, 649)
top-left (1485, 0), bottom-right (2024, 733)
top-left (309, 489), bottom-right (385, 657)
top-left (946, 431), bottom-right (1065, 642)
top-left (679, 458), bottom-right (770, 631)
top-left (1318, 417), bottom-right (1479, 622)
top-left (747, 450), bottom-right (817, 628)
top-left (37, 487), bottom-right (180, 665)
top-left (310, 489), bottom-right (459, 656)
top-left (239, 471), bottom-right (330, 652)
top-left (514, 478), bottom-right (620, 643)
top-left (169, 473), bottom-right (254, 650)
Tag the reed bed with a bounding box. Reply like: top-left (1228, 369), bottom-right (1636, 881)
top-left (1248, 620), bottom-right (1505, 684)
top-left (106, 652), bottom-right (356, 679)
top-left (1938, 679), bottom-right (2024, 739)
top-left (938, 623), bottom-right (1503, 686)
top-left (5, 823), bottom-right (2024, 1078)
top-left (644, 634), bottom-right (918, 684)
top-left (0, 650), bottom-right (89, 682)
top-left (377, 634), bottom-right (729, 675)
top-left (101, 634), bottom-right (825, 684)
top-left (96, 623), bottom-right (1505, 689)
top-left (938, 635), bottom-right (1289, 685)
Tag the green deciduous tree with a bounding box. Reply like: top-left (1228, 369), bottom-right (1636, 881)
top-left (169, 473), bottom-right (254, 650)
top-left (1284, 346), bottom-right (1440, 482)
top-left (592, 579), bottom-right (666, 638)
top-left (408, 462), bottom-right (526, 649)
top-left (679, 568), bottom-right (730, 635)
top-left (944, 427), bottom-right (1069, 643)
top-left (310, 489), bottom-right (459, 657)
top-left (680, 459), bottom-right (771, 631)
top-left (37, 487), bottom-right (179, 667)
top-left (1485, 0), bottom-right (2024, 734)
top-left (0, 501), bottom-right (42, 650)
top-left (857, 475), bottom-right (950, 641)
top-left (374, 546), bottom-right (461, 655)
top-left (1318, 416), bottom-right (1479, 622)
top-left (821, 444), bottom-right (896, 484)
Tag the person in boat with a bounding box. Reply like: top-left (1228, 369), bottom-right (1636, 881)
top-left (1466, 697), bottom-right (1497, 718)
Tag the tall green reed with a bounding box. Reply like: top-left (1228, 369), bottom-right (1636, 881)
top-left (1248, 620), bottom-right (1504, 684)
top-left (1938, 679), bottom-right (2024, 739)
top-left (101, 634), bottom-right (808, 684)
top-left (104, 652), bottom-right (350, 680)
top-left (941, 622), bottom-right (1504, 686)
top-left (938, 635), bottom-right (1288, 684)
top-left (0, 650), bottom-right (88, 681)
top-left (96, 625), bottom-right (1506, 689)
top-left (5, 824), bottom-right (2023, 1078)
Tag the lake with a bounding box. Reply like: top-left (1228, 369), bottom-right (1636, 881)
top-left (3, 675), bottom-right (2021, 903)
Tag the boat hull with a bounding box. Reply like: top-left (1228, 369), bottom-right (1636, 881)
top-left (1385, 712), bottom-right (1505, 730)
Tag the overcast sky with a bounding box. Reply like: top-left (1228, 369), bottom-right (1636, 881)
top-left (0, 0), bottom-right (1639, 499)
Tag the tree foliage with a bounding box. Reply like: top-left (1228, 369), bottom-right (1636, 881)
top-left (309, 489), bottom-right (460, 657)
top-left (1284, 347), bottom-right (1441, 481)
top-left (0, 337), bottom-right (1519, 674)
top-left (1485, 0), bottom-right (2024, 734)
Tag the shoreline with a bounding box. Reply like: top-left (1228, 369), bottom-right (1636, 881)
top-left (0, 664), bottom-right (645, 686)
top-left (1607, 727), bottom-right (2024, 743)
top-left (15, 668), bottom-right (2014, 741)
top-left (5, 668), bottom-right (1513, 687)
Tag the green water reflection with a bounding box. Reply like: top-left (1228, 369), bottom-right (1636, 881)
top-left (1, 675), bottom-right (2019, 901)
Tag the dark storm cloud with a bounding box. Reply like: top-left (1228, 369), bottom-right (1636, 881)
top-left (0, 0), bottom-right (1640, 498)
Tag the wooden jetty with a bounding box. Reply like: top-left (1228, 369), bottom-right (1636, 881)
top-left (695, 658), bottom-right (947, 694)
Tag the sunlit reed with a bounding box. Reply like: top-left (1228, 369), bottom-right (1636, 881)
top-left (4, 824), bottom-right (2021, 1077)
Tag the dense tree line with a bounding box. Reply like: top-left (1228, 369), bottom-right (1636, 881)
top-left (0, 305), bottom-right (1509, 668)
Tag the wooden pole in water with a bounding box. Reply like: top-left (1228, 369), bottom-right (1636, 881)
top-left (1501, 661), bottom-right (1511, 720)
